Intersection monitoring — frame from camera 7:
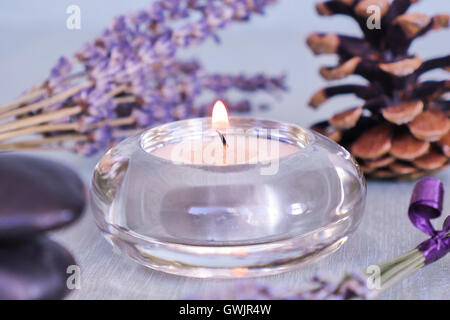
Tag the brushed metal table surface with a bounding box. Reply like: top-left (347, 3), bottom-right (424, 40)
top-left (0, 0), bottom-right (449, 300)
top-left (49, 153), bottom-right (450, 300)
top-left (51, 152), bottom-right (450, 300)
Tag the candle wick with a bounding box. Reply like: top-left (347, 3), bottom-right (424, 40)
top-left (216, 130), bottom-right (227, 148)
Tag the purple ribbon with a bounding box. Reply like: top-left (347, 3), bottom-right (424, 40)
top-left (409, 177), bottom-right (450, 265)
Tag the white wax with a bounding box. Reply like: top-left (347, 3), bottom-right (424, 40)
top-left (151, 134), bottom-right (300, 165)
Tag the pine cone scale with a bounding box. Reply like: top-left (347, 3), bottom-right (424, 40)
top-left (329, 106), bottom-right (363, 129)
top-left (390, 130), bottom-right (430, 160)
top-left (390, 161), bottom-right (417, 174)
top-left (351, 124), bottom-right (392, 159)
top-left (381, 100), bottom-right (423, 124)
top-left (408, 110), bottom-right (450, 142)
top-left (365, 155), bottom-right (395, 168)
top-left (413, 148), bottom-right (448, 170)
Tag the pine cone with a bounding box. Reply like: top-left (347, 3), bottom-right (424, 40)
top-left (307, 0), bottom-right (450, 179)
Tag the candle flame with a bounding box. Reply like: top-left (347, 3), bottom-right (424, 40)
top-left (212, 100), bottom-right (229, 129)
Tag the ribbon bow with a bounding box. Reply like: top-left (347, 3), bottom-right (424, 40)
top-left (409, 177), bottom-right (450, 265)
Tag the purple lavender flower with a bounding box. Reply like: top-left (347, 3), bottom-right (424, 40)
top-left (201, 272), bottom-right (372, 300)
top-left (48, 56), bottom-right (73, 89)
top-left (4, 0), bottom-right (285, 154)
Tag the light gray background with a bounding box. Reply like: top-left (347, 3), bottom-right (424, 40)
top-left (0, 0), bottom-right (449, 299)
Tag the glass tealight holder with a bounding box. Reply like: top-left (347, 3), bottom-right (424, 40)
top-left (91, 117), bottom-right (366, 278)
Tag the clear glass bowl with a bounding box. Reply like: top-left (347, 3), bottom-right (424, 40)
top-left (90, 117), bottom-right (366, 278)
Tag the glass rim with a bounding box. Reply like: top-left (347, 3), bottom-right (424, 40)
top-left (138, 116), bottom-right (315, 168)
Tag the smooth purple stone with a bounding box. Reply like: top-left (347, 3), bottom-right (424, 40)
top-left (0, 237), bottom-right (76, 300)
top-left (0, 154), bottom-right (85, 239)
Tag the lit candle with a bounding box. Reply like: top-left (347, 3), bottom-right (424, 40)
top-left (92, 99), bottom-right (367, 278)
top-left (151, 100), bottom-right (300, 166)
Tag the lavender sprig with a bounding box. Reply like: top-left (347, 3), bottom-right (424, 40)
top-left (199, 272), bottom-right (372, 300)
top-left (0, 0), bottom-right (284, 155)
top-left (197, 177), bottom-right (449, 300)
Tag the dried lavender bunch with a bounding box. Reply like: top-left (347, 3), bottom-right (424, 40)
top-left (208, 250), bottom-right (425, 300)
top-left (307, 0), bottom-right (450, 179)
top-left (199, 177), bottom-right (450, 300)
top-left (0, 0), bottom-right (285, 155)
top-left (202, 272), bottom-right (373, 300)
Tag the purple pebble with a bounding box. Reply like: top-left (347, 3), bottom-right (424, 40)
top-left (0, 154), bottom-right (85, 239)
top-left (0, 237), bottom-right (76, 300)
